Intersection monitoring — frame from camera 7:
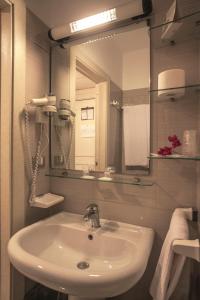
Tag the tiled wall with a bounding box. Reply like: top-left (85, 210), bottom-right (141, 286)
top-left (21, 1), bottom-right (200, 300)
top-left (123, 88), bottom-right (149, 106)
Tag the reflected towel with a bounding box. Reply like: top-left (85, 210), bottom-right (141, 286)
top-left (150, 208), bottom-right (190, 300)
top-left (123, 104), bottom-right (150, 167)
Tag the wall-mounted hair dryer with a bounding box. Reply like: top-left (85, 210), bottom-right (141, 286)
top-left (29, 94), bottom-right (57, 123)
top-left (58, 99), bottom-right (76, 120)
top-left (24, 94), bottom-right (66, 208)
top-left (24, 94), bottom-right (56, 205)
top-left (52, 99), bottom-right (76, 170)
top-left (31, 94), bottom-right (57, 113)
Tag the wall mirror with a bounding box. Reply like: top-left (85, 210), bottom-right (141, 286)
top-left (50, 21), bottom-right (150, 176)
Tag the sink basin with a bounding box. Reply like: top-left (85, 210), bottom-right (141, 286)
top-left (8, 212), bottom-right (154, 299)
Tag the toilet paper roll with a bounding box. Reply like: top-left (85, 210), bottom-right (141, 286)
top-left (158, 69), bottom-right (185, 99)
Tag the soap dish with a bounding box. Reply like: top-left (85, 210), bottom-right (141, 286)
top-left (98, 176), bottom-right (112, 181)
top-left (31, 193), bottom-right (64, 208)
top-left (80, 175), bottom-right (96, 179)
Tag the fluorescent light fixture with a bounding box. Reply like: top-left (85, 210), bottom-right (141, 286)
top-left (70, 8), bottom-right (117, 33)
top-left (48, 0), bottom-right (152, 42)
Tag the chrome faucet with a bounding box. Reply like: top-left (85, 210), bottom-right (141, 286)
top-left (83, 203), bottom-right (101, 228)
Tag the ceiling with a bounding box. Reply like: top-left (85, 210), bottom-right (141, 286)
top-left (25, 0), bottom-right (132, 28)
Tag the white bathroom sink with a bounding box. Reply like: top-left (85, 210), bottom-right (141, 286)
top-left (8, 212), bottom-right (154, 298)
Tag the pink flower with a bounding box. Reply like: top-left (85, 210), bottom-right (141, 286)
top-left (168, 135), bottom-right (178, 142)
top-left (157, 134), bottom-right (181, 156)
top-left (168, 135), bottom-right (181, 149)
top-left (172, 140), bottom-right (181, 148)
top-left (158, 146), bottom-right (172, 156)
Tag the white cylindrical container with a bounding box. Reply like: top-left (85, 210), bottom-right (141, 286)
top-left (182, 130), bottom-right (197, 156)
top-left (158, 69), bottom-right (185, 99)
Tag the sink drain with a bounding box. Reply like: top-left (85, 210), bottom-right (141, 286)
top-left (77, 261), bottom-right (90, 270)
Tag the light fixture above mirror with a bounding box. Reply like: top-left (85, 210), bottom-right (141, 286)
top-left (70, 8), bottom-right (117, 33)
top-left (48, 0), bottom-right (152, 44)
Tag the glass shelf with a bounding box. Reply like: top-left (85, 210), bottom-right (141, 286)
top-left (150, 83), bottom-right (200, 94)
top-left (46, 169), bottom-right (154, 187)
top-left (150, 84), bottom-right (200, 101)
top-left (149, 154), bottom-right (200, 161)
top-left (151, 10), bottom-right (200, 30)
top-left (151, 11), bottom-right (200, 48)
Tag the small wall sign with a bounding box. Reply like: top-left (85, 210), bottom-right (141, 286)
top-left (81, 107), bottom-right (94, 120)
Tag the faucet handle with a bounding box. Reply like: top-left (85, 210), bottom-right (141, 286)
top-left (84, 203), bottom-right (101, 228)
top-left (86, 203), bottom-right (99, 212)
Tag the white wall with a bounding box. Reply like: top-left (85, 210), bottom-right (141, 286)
top-left (78, 40), bottom-right (123, 88)
top-left (52, 46), bottom-right (70, 100)
top-left (75, 25), bottom-right (150, 91)
top-left (122, 47), bottom-right (150, 90)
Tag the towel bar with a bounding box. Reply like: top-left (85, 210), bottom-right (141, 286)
top-left (172, 208), bottom-right (200, 262)
top-left (173, 239), bottom-right (200, 262)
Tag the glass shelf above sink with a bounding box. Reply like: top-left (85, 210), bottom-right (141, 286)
top-left (150, 83), bottom-right (200, 102)
top-left (150, 83), bottom-right (200, 94)
top-left (151, 10), bottom-right (200, 48)
top-left (149, 153), bottom-right (200, 161)
top-left (46, 169), bottom-right (154, 187)
top-left (151, 10), bottom-right (200, 30)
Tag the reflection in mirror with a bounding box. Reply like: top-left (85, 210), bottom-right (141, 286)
top-left (50, 21), bottom-right (150, 175)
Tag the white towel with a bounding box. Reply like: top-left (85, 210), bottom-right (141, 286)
top-left (150, 208), bottom-right (190, 300)
top-left (123, 104), bottom-right (150, 167)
